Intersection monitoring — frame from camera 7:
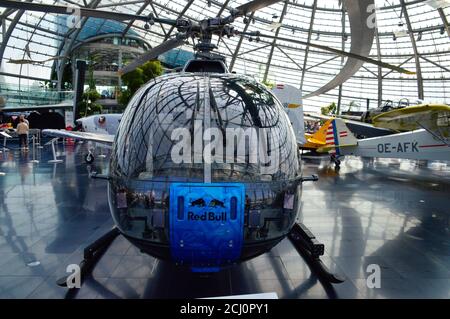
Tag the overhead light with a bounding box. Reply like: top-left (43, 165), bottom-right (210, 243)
top-left (394, 30), bottom-right (408, 38)
top-left (425, 0), bottom-right (450, 9)
top-left (417, 31), bottom-right (423, 41)
top-left (266, 22), bottom-right (282, 32)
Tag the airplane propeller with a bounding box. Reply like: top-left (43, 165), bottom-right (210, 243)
top-left (0, 0), bottom-right (415, 76)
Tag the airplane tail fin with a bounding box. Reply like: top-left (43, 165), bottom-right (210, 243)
top-left (319, 118), bottom-right (358, 155)
top-left (309, 119), bottom-right (334, 144)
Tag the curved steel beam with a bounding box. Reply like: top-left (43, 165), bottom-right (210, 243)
top-left (56, 0), bottom-right (102, 90)
top-left (0, 8), bottom-right (17, 27)
top-left (229, 11), bottom-right (254, 72)
top-left (303, 0), bottom-right (376, 99)
top-left (121, 0), bottom-right (152, 37)
top-left (299, 0), bottom-right (317, 91)
top-left (18, 1), bottom-right (60, 90)
top-left (0, 9), bottom-right (25, 66)
top-left (438, 8), bottom-right (450, 41)
top-left (400, 0), bottom-right (424, 100)
top-left (164, 0), bottom-right (194, 41)
top-left (375, 27), bottom-right (383, 107)
top-left (262, 0), bottom-right (289, 83)
top-left (0, 0), bottom-right (36, 66)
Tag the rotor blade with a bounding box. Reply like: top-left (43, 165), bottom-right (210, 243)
top-left (304, 0), bottom-right (376, 99)
top-left (119, 36), bottom-right (186, 75)
top-left (0, 0), bottom-right (177, 26)
top-left (251, 32), bottom-right (415, 75)
top-left (235, 0), bottom-right (283, 17)
top-left (0, 0), bottom-right (141, 20)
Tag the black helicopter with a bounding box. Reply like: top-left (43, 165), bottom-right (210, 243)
top-left (0, 0), bottom-right (413, 288)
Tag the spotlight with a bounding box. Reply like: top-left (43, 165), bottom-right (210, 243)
top-left (417, 31), bottom-right (422, 41)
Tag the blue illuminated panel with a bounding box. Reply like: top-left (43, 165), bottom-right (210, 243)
top-left (169, 183), bottom-right (245, 271)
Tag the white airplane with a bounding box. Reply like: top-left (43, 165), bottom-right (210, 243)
top-left (319, 104), bottom-right (450, 162)
top-left (51, 114), bottom-right (121, 163)
top-left (271, 83), bottom-right (306, 145)
top-left (76, 114), bottom-right (121, 136)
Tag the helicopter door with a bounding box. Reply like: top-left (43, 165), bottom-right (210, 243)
top-left (169, 183), bottom-right (245, 271)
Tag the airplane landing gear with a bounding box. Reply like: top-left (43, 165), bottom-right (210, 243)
top-left (288, 223), bottom-right (345, 284)
top-left (85, 152), bottom-right (94, 164)
top-left (330, 154), bottom-right (341, 169)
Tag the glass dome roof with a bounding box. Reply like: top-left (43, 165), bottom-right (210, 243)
top-left (0, 0), bottom-right (449, 112)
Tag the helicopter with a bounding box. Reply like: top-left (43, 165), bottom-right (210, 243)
top-left (0, 0), bottom-right (416, 287)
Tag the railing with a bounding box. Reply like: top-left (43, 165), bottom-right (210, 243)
top-left (0, 84), bottom-right (74, 108)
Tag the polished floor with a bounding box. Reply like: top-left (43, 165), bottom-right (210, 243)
top-left (0, 141), bottom-right (449, 299)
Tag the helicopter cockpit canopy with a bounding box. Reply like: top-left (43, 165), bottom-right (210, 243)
top-left (182, 59), bottom-right (228, 73)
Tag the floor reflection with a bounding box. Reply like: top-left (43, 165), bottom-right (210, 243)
top-left (0, 142), bottom-right (449, 298)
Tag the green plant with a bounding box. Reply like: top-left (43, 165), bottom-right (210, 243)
top-left (347, 100), bottom-right (360, 113)
top-left (78, 100), bottom-right (102, 116)
top-left (78, 89), bottom-right (102, 117)
top-left (119, 60), bottom-right (163, 107)
top-left (77, 59), bottom-right (103, 116)
top-left (321, 102), bottom-right (337, 115)
top-left (262, 80), bottom-right (275, 89)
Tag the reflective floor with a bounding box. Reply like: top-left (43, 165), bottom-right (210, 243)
top-left (0, 141), bottom-right (449, 299)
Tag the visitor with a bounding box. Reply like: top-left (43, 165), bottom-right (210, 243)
top-left (16, 118), bottom-right (29, 149)
top-left (19, 114), bottom-right (29, 127)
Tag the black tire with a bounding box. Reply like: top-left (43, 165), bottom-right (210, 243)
top-left (85, 153), bottom-right (94, 164)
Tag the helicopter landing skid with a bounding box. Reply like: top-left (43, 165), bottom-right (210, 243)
top-left (288, 223), bottom-right (345, 284)
top-left (56, 227), bottom-right (120, 290)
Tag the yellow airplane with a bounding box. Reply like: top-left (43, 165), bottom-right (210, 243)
top-left (302, 119), bottom-right (335, 151)
top-left (316, 104), bottom-right (450, 162)
top-left (372, 103), bottom-right (450, 132)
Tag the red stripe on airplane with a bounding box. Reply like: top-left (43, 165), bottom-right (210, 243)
top-left (419, 144), bottom-right (448, 148)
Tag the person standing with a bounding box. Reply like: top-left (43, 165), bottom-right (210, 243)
top-left (16, 118), bottom-right (29, 149)
top-left (19, 114), bottom-right (29, 126)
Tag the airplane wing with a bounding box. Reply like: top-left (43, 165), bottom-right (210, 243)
top-left (0, 131), bottom-right (12, 138)
top-left (372, 104), bottom-right (450, 131)
top-left (42, 129), bottom-right (114, 145)
top-left (305, 113), bottom-right (393, 137)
